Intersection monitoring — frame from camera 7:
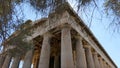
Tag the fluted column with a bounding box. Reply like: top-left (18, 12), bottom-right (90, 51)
top-left (61, 26), bottom-right (74, 68)
top-left (54, 55), bottom-right (59, 68)
top-left (11, 56), bottom-right (21, 68)
top-left (107, 63), bottom-right (109, 68)
top-left (2, 54), bottom-right (12, 68)
top-left (22, 49), bottom-right (34, 68)
top-left (108, 65), bottom-right (111, 68)
top-left (93, 52), bottom-right (100, 68)
top-left (99, 57), bottom-right (104, 68)
top-left (103, 61), bottom-right (107, 68)
top-left (0, 55), bottom-right (5, 67)
top-left (38, 33), bottom-right (51, 68)
top-left (85, 46), bottom-right (95, 68)
top-left (76, 37), bottom-right (87, 68)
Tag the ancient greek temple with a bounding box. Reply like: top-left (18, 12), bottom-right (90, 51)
top-left (0, 2), bottom-right (117, 68)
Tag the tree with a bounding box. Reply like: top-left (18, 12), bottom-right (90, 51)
top-left (0, 0), bottom-right (24, 46)
top-left (0, 0), bottom-right (120, 52)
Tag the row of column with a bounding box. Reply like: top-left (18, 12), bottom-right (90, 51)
top-left (0, 54), bottom-right (21, 68)
top-left (37, 26), bottom-right (112, 68)
top-left (0, 26), bottom-right (112, 68)
top-left (0, 48), bottom-right (34, 68)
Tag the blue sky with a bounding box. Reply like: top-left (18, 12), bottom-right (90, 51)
top-left (90, 16), bottom-right (120, 68)
top-left (14, 0), bottom-right (120, 68)
top-left (69, 0), bottom-right (120, 67)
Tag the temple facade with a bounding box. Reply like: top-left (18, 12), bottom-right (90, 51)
top-left (0, 2), bottom-right (117, 68)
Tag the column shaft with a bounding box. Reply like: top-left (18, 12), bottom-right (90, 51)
top-left (22, 49), bottom-right (34, 68)
top-left (61, 26), bottom-right (74, 68)
top-left (76, 37), bottom-right (87, 68)
top-left (93, 52), bottom-right (100, 68)
top-left (11, 56), bottom-right (21, 68)
top-left (107, 64), bottom-right (110, 68)
top-left (0, 55), bottom-right (5, 67)
top-left (38, 33), bottom-right (51, 68)
top-left (99, 57), bottom-right (104, 68)
top-left (103, 61), bottom-right (107, 68)
top-left (2, 54), bottom-right (12, 68)
top-left (85, 46), bottom-right (95, 68)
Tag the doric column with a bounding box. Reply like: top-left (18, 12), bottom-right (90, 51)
top-left (108, 65), bottom-right (111, 68)
top-left (93, 52), bottom-right (100, 68)
top-left (22, 49), bottom-right (34, 68)
top-left (54, 55), bottom-right (59, 68)
top-left (0, 55), bottom-right (5, 67)
top-left (11, 56), bottom-right (21, 68)
top-left (107, 63), bottom-right (109, 68)
top-left (85, 45), bottom-right (95, 68)
top-left (38, 33), bottom-right (51, 68)
top-left (99, 57), bottom-right (104, 68)
top-left (76, 37), bottom-right (87, 68)
top-left (2, 54), bottom-right (12, 68)
top-left (103, 61), bottom-right (107, 68)
top-left (61, 26), bottom-right (74, 68)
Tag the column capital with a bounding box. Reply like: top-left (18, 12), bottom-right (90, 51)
top-left (84, 45), bottom-right (91, 49)
top-left (98, 57), bottom-right (102, 61)
top-left (43, 32), bottom-right (52, 38)
top-left (85, 44), bottom-right (95, 68)
top-left (74, 35), bottom-right (83, 40)
top-left (61, 24), bottom-right (71, 29)
top-left (98, 56), bottom-right (103, 60)
top-left (103, 60), bottom-right (106, 63)
top-left (93, 52), bottom-right (98, 55)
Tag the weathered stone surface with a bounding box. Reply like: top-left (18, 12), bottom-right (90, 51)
top-left (61, 26), bottom-right (74, 68)
top-left (11, 56), bottom-right (21, 68)
top-left (38, 33), bottom-right (51, 68)
top-left (22, 49), bottom-right (34, 68)
top-left (93, 52), bottom-right (100, 68)
top-left (76, 37), bottom-right (87, 68)
top-left (2, 54), bottom-right (12, 68)
top-left (0, 55), bottom-right (5, 67)
top-left (85, 46), bottom-right (95, 68)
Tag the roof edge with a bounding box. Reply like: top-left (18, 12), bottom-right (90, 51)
top-left (57, 2), bottom-right (117, 67)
